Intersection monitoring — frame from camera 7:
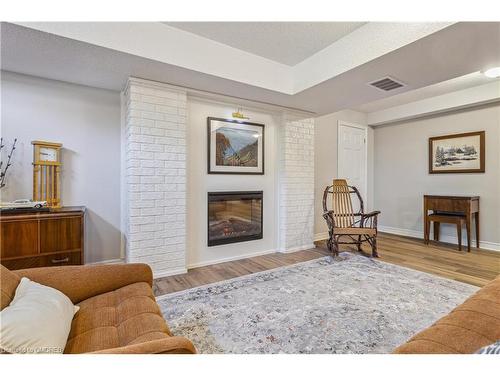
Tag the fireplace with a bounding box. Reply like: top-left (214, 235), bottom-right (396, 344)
top-left (208, 191), bottom-right (263, 246)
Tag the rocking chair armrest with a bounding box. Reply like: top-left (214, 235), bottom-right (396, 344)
top-left (362, 210), bottom-right (381, 219)
top-left (361, 210), bottom-right (381, 229)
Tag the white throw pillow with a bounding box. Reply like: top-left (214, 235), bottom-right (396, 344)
top-left (0, 277), bottom-right (79, 354)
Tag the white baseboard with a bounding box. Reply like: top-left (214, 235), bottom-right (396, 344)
top-left (379, 225), bottom-right (500, 252)
top-left (187, 242), bottom-right (317, 269)
top-left (316, 226), bottom-right (500, 252)
top-left (87, 258), bottom-right (125, 265)
top-left (88, 258), bottom-right (186, 278)
top-left (89, 250), bottom-right (281, 278)
top-left (378, 225), bottom-right (425, 241)
top-left (154, 267), bottom-right (188, 279)
top-left (278, 243), bottom-right (316, 253)
top-left (187, 248), bottom-right (277, 269)
top-left (314, 232), bottom-right (329, 242)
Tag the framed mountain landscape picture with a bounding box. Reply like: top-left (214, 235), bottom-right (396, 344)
top-left (207, 117), bottom-right (265, 175)
top-left (429, 131), bottom-right (485, 174)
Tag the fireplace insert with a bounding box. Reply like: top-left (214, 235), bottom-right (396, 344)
top-left (208, 191), bottom-right (263, 246)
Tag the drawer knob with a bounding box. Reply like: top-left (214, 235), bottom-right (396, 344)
top-left (51, 257), bottom-right (69, 264)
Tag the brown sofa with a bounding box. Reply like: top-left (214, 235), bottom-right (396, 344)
top-left (393, 275), bottom-right (500, 354)
top-left (0, 263), bottom-right (196, 354)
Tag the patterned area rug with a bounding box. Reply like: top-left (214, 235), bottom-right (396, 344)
top-left (157, 253), bottom-right (478, 354)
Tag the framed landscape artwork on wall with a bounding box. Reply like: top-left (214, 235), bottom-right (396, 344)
top-left (207, 117), bottom-right (264, 175)
top-left (429, 131), bottom-right (485, 174)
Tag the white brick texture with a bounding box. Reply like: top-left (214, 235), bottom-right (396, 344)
top-left (123, 78), bottom-right (187, 277)
top-left (279, 116), bottom-right (315, 252)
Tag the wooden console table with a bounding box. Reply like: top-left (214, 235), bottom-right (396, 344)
top-left (423, 195), bottom-right (479, 252)
top-left (0, 206), bottom-right (85, 270)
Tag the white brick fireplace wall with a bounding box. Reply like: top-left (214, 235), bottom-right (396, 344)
top-left (122, 77), bottom-right (315, 277)
top-left (123, 78), bottom-right (187, 278)
top-left (278, 116), bottom-right (315, 252)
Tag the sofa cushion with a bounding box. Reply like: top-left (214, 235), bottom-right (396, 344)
top-left (393, 275), bottom-right (500, 354)
top-left (64, 282), bottom-right (171, 354)
top-left (1, 265), bottom-right (20, 310)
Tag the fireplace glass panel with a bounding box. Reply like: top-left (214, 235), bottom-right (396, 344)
top-left (208, 191), bottom-right (263, 246)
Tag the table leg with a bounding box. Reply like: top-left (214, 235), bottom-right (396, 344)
top-left (433, 221), bottom-right (440, 241)
top-left (457, 222), bottom-right (462, 251)
top-left (466, 217), bottom-right (471, 252)
top-left (424, 217), bottom-right (429, 245)
top-left (475, 212), bottom-right (480, 248)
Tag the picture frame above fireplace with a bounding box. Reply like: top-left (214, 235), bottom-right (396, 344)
top-left (207, 117), bottom-right (265, 175)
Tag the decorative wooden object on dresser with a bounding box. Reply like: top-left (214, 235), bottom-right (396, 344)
top-left (0, 206), bottom-right (85, 270)
top-left (32, 140), bottom-right (63, 208)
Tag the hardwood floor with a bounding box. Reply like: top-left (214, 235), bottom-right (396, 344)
top-left (153, 246), bottom-right (329, 296)
top-left (375, 233), bottom-right (499, 286)
top-left (153, 232), bottom-right (500, 296)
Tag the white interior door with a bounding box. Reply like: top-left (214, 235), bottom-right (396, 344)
top-left (337, 122), bottom-right (367, 211)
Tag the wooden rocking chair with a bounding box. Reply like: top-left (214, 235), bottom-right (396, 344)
top-left (322, 179), bottom-right (381, 257)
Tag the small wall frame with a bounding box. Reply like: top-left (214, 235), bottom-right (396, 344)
top-left (429, 131), bottom-right (485, 174)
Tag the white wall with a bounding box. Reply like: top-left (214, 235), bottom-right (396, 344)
top-left (374, 104), bottom-right (500, 249)
top-left (186, 99), bottom-right (280, 267)
top-left (313, 109), bottom-right (374, 238)
top-left (1, 72), bottom-right (122, 263)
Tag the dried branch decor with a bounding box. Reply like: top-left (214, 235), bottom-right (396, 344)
top-left (0, 138), bottom-right (17, 189)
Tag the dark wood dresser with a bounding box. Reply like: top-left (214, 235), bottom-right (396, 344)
top-left (0, 206), bottom-right (85, 270)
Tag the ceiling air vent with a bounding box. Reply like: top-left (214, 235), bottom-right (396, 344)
top-left (369, 76), bottom-right (405, 91)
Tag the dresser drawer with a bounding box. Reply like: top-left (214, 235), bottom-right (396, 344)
top-left (40, 216), bottom-right (82, 254)
top-left (38, 251), bottom-right (82, 267)
top-left (0, 220), bottom-right (38, 258)
top-left (427, 198), bottom-right (468, 213)
top-left (1, 256), bottom-right (41, 270)
top-left (1, 251), bottom-right (82, 270)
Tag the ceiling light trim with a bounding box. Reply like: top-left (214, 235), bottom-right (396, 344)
top-left (13, 21), bottom-right (294, 94)
top-left (292, 22), bottom-right (455, 93)
top-left (164, 22), bottom-right (367, 66)
top-left (13, 21), bottom-right (455, 96)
